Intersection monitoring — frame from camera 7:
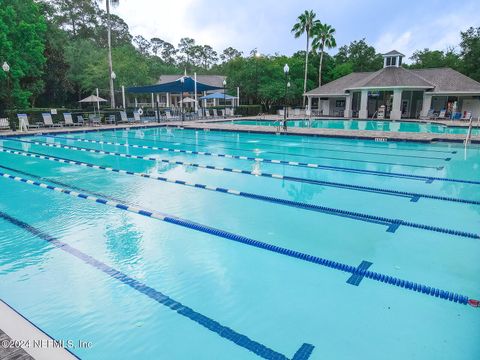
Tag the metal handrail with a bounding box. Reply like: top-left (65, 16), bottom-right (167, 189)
top-left (464, 117), bottom-right (474, 145)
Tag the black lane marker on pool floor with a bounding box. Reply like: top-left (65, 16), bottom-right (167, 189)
top-left (0, 169), bottom-right (474, 306)
top-left (347, 261), bottom-right (374, 286)
top-left (0, 211), bottom-right (313, 360)
top-left (4, 143), bottom-right (480, 208)
top-left (103, 130), bottom-right (450, 161)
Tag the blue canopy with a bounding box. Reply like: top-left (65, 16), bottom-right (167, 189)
top-left (127, 76), bottom-right (222, 94)
top-left (199, 92), bottom-right (236, 100)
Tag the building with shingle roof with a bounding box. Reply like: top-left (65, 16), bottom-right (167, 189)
top-left (306, 51), bottom-right (480, 119)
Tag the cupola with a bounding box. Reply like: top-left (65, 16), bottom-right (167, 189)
top-left (382, 50), bottom-right (405, 68)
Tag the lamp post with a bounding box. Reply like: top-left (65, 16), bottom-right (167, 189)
top-left (106, 0), bottom-right (116, 108)
top-left (180, 77), bottom-right (185, 123)
top-left (255, 50), bottom-right (260, 104)
top-left (2, 62), bottom-right (10, 118)
top-left (283, 63), bottom-right (289, 131)
top-left (223, 79), bottom-right (227, 119)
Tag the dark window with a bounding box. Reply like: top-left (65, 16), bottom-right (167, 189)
top-left (386, 57), bottom-right (391, 66)
top-left (399, 57), bottom-right (402, 66)
top-left (391, 57), bottom-right (397, 66)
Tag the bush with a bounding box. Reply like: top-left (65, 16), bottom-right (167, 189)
top-left (235, 105), bottom-right (262, 117)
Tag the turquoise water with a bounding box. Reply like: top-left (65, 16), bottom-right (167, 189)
top-left (0, 127), bottom-right (479, 359)
top-left (228, 119), bottom-right (480, 135)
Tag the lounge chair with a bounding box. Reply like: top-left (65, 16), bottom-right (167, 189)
top-left (461, 112), bottom-right (472, 121)
top-left (63, 113), bottom-right (81, 126)
top-left (133, 111), bottom-right (141, 123)
top-left (213, 109), bottom-right (219, 118)
top-left (420, 109), bottom-right (435, 120)
top-left (435, 109), bottom-right (447, 120)
top-left (77, 115), bottom-right (85, 126)
top-left (106, 114), bottom-right (116, 125)
top-left (204, 109), bottom-right (211, 119)
top-left (89, 114), bottom-right (101, 126)
top-left (118, 111), bottom-right (129, 123)
top-left (0, 118), bottom-right (10, 131)
top-left (42, 113), bottom-right (62, 128)
top-left (165, 110), bottom-right (179, 121)
top-left (17, 114), bottom-right (39, 131)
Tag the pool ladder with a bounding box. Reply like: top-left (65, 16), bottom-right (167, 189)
top-left (464, 117), bottom-right (475, 145)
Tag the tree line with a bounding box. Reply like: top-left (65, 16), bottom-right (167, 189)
top-left (1, 0), bottom-right (479, 113)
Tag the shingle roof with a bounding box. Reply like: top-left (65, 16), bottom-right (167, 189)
top-left (306, 67), bottom-right (480, 95)
top-left (409, 68), bottom-right (480, 93)
top-left (158, 74), bottom-right (226, 87)
top-left (382, 50), bottom-right (405, 57)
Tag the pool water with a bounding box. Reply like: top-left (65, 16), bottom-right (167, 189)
top-left (228, 119), bottom-right (480, 135)
top-left (0, 128), bottom-right (479, 359)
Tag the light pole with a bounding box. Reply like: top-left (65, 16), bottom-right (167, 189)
top-left (2, 62), bottom-right (10, 114)
top-left (111, 71), bottom-right (116, 109)
top-left (283, 63), bottom-right (289, 131)
top-left (106, 0), bottom-right (116, 108)
top-left (255, 50), bottom-right (260, 104)
top-left (180, 77), bottom-right (185, 123)
top-left (223, 79), bottom-right (227, 118)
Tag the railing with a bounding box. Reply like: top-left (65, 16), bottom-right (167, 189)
top-left (371, 111), bottom-right (377, 119)
top-left (464, 117), bottom-right (475, 145)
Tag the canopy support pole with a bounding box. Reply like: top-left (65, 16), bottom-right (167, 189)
top-left (96, 88), bottom-right (100, 115)
top-left (122, 86), bottom-right (126, 109)
top-left (194, 73), bottom-right (198, 112)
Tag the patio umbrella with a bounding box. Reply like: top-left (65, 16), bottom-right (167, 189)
top-left (79, 95), bottom-right (108, 114)
top-left (179, 97), bottom-right (197, 104)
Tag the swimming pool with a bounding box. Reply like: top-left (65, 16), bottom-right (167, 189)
top-left (227, 119), bottom-right (480, 135)
top-left (0, 127), bottom-right (479, 359)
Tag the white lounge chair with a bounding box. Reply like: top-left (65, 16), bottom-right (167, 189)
top-left (420, 109), bottom-right (435, 120)
top-left (165, 110), bottom-right (179, 121)
top-left (204, 109), bottom-right (211, 119)
top-left (461, 112), bottom-right (472, 121)
top-left (0, 118), bottom-right (10, 131)
top-left (133, 111), bottom-right (141, 123)
top-left (17, 114), bottom-right (39, 130)
top-left (63, 113), bottom-right (81, 126)
top-left (42, 113), bottom-right (62, 128)
top-left (212, 109), bottom-right (219, 118)
top-left (436, 109), bottom-right (447, 120)
top-left (118, 111), bottom-right (129, 123)
top-left (77, 115), bottom-right (85, 126)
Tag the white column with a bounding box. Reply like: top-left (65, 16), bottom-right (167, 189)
top-left (203, 91), bottom-right (207, 108)
top-left (122, 86), bottom-right (126, 109)
top-left (344, 95), bottom-right (352, 118)
top-left (306, 96), bottom-right (312, 116)
top-left (390, 89), bottom-right (402, 120)
top-left (194, 72), bottom-right (198, 112)
top-left (359, 90), bottom-right (368, 119)
top-left (420, 93), bottom-right (433, 117)
top-left (151, 93), bottom-right (154, 108)
top-left (166, 92), bottom-right (170, 107)
top-left (96, 88), bottom-right (100, 112)
top-left (237, 87), bottom-right (240, 107)
top-left (134, 97), bottom-right (138, 108)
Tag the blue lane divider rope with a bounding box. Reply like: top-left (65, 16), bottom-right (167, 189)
top-left (6, 138), bottom-right (480, 205)
top-left (1, 146), bottom-right (480, 239)
top-left (99, 131), bottom-right (444, 170)
top-left (0, 170), bottom-right (474, 307)
top-left (163, 128), bottom-right (457, 155)
top-left (45, 134), bottom-right (448, 184)
top-left (0, 211), bottom-right (311, 360)
top-left (100, 129), bottom-right (451, 161)
top-left (42, 134), bottom-right (478, 185)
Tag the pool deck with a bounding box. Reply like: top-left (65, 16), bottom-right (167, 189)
top-left (0, 300), bottom-right (78, 360)
top-left (174, 117), bottom-right (480, 144)
top-left (0, 117), bottom-right (479, 143)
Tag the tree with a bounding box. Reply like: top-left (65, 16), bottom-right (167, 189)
top-left (312, 22), bottom-right (336, 86)
top-left (199, 45), bottom-right (218, 69)
top-left (220, 47), bottom-right (243, 62)
top-left (291, 10), bottom-right (319, 106)
top-left (50, 0), bottom-right (99, 39)
top-left (96, 12), bottom-right (132, 47)
top-left (0, 0), bottom-right (46, 110)
top-left (161, 42), bottom-right (177, 65)
top-left (150, 37), bottom-right (165, 56)
top-left (133, 35), bottom-right (151, 55)
top-left (409, 48), bottom-right (460, 70)
top-left (460, 27), bottom-right (480, 81)
top-left (335, 39), bottom-right (383, 72)
top-left (178, 37), bottom-right (196, 69)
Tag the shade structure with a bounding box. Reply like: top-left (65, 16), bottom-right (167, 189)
top-left (199, 92), bottom-right (236, 100)
top-left (127, 76), bottom-right (222, 94)
top-left (179, 97), bottom-right (197, 104)
top-left (78, 95), bottom-right (108, 103)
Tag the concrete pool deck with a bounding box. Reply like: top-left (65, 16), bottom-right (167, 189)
top-left (0, 117), bottom-right (478, 143)
top-left (0, 300), bottom-right (78, 360)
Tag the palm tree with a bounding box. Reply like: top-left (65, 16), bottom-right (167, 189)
top-left (312, 23), bottom-right (337, 87)
top-left (102, 0), bottom-right (120, 108)
top-left (291, 10), bottom-right (319, 107)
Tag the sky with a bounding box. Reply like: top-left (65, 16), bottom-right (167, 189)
top-left (112, 0), bottom-right (480, 62)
